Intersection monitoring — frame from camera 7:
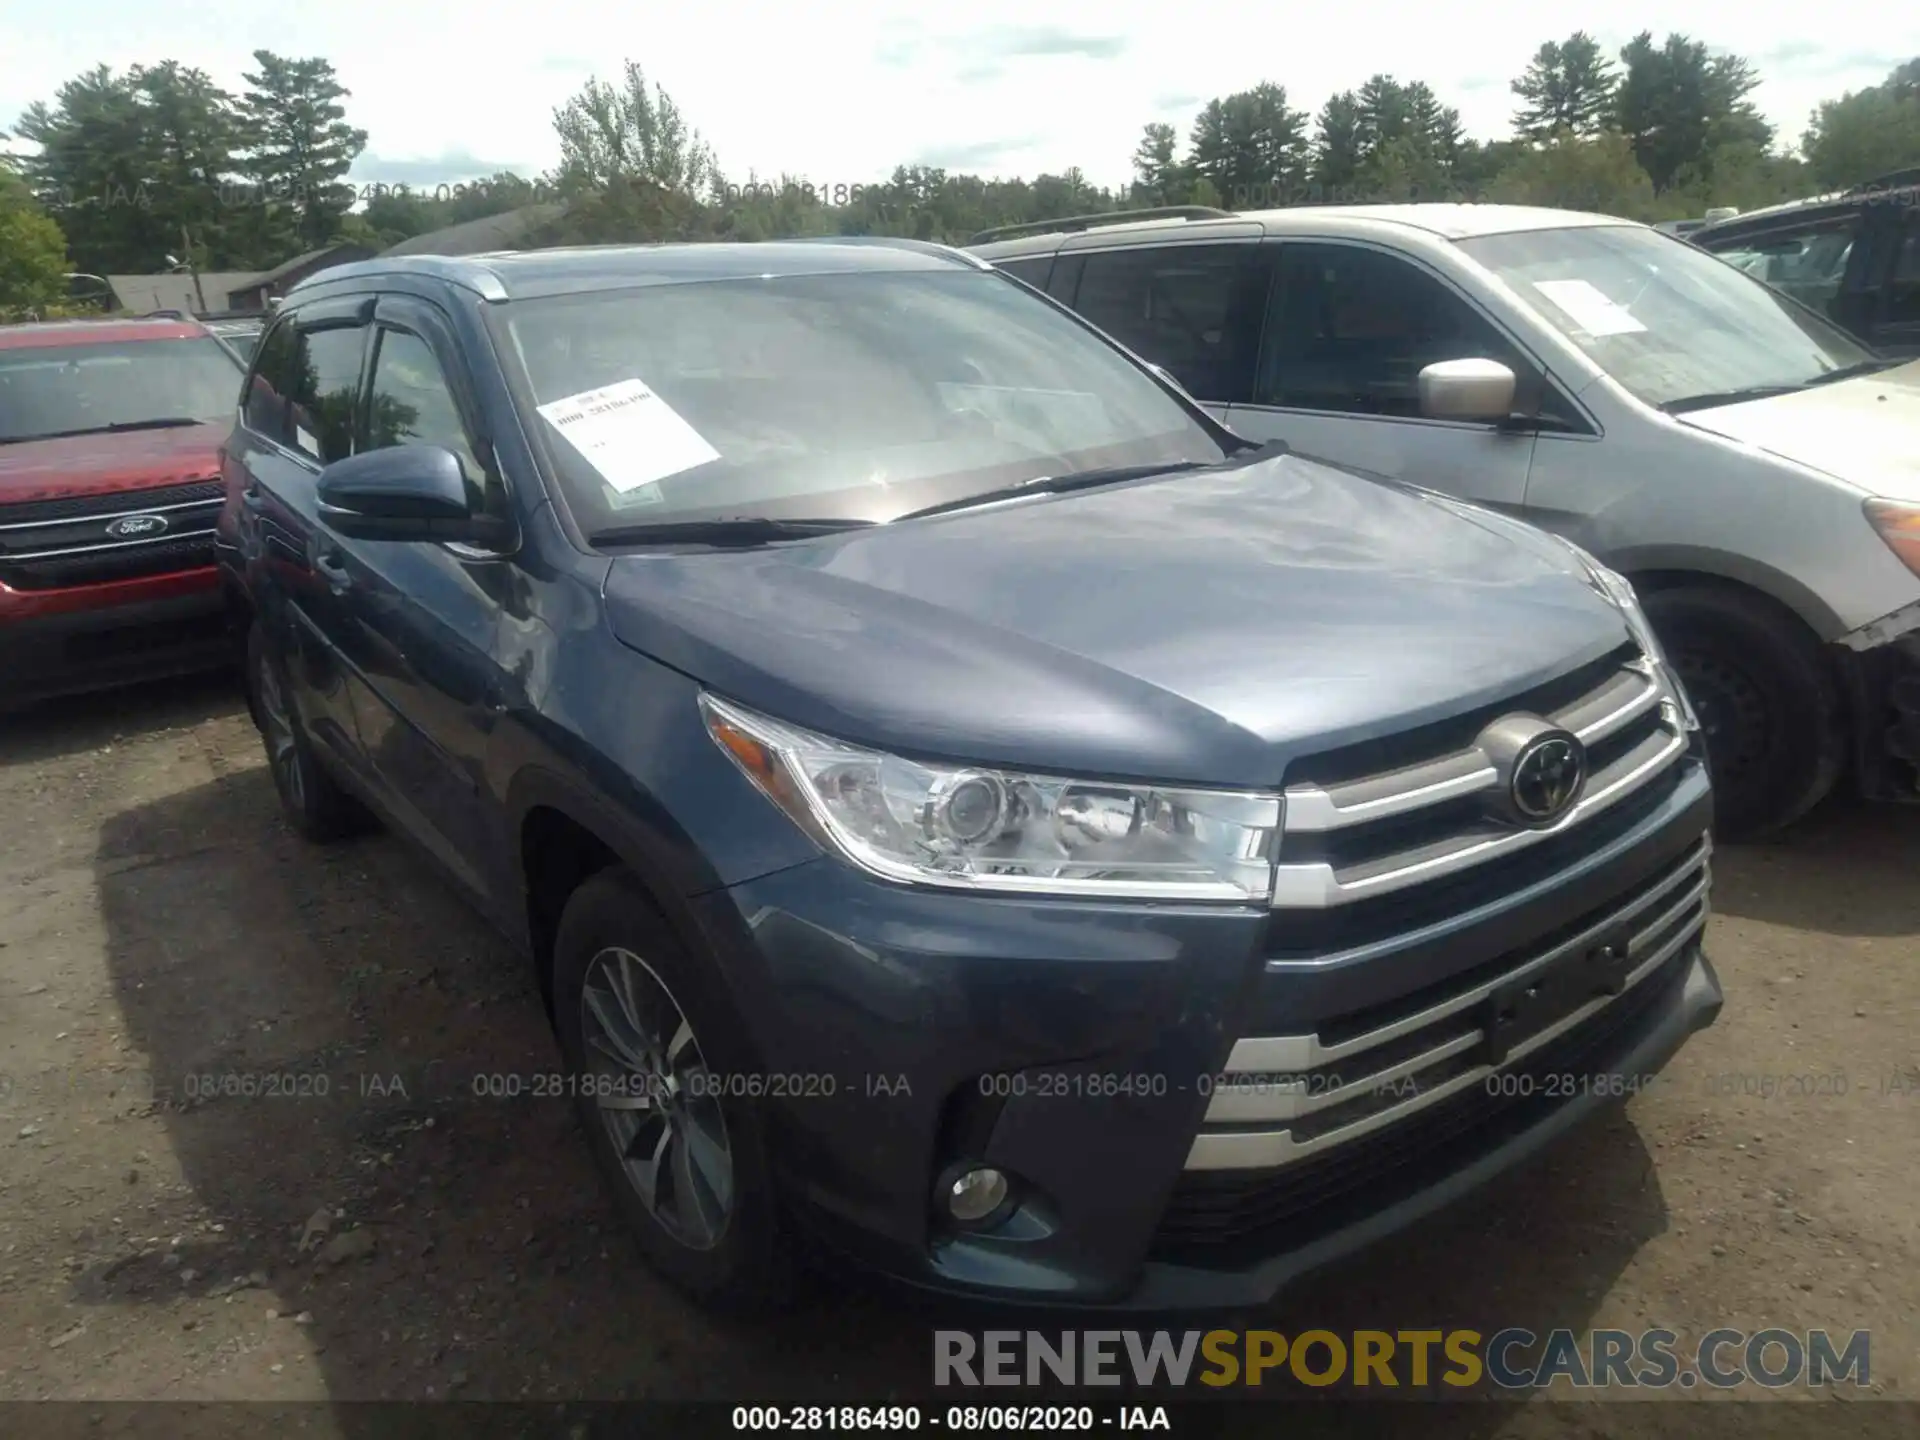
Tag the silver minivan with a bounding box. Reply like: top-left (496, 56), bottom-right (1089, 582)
top-left (974, 204), bottom-right (1920, 838)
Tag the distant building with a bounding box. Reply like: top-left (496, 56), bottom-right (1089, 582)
top-left (380, 202), bottom-right (569, 257)
top-left (226, 243), bottom-right (376, 310)
top-left (106, 271), bottom-right (266, 316)
top-left (105, 242), bottom-right (373, 317)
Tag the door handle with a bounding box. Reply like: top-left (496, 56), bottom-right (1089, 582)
top-left (241, 482), bottom-right (266, 509)
top-left (313, 546), bottom-right (352, 593)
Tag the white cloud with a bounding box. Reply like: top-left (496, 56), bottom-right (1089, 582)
top-left (3, 1), bottom-right (1914, 191)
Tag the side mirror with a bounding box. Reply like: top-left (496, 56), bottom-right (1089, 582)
top-left (1418, 358), bottom-right (1518, 423)
top-left (315, 446), bottom-right (508, 546)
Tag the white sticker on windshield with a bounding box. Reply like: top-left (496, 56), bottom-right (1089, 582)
top-left (1530, 279), bottom-right (1647, 337)
top-left (535, 378), bottom-right (720, 495)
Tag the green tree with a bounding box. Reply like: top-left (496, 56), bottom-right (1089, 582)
top-left (13, 66), bottom-right (166, 275)
top-left (551, 62), bottom-right (719, 200)
top-left (0, 160), bottom-right (71, 315)
top-left (130, 62), bottom-right (241, 263)
top-left (1486, 131), bottom-right (1657, 218)
top-left (235, 52), bottom-right (368, 257)
top-left (1512, 33), bottom-right (1617, 141)
top-left (1609, 32), bottom-right (1770, 193)
top-left (1130, 121), bottom-right (1184, 205)
top-left (1188, 83), bottom-right (1310, 207)
top-left (1311, 91), bottom-right (1365, 194)
top-left (1802, 59), bottom-right (1920, 189)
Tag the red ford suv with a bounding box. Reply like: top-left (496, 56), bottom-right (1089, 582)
top-left (0, 318), bottom-right (248, 708)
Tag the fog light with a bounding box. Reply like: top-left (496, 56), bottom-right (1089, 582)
top-left (944, 1165), bottom-right (1011, 1225)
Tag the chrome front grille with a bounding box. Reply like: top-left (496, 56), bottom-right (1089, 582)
top-left (0, 482), bottom-right (222, 590)
top-left (1186, 836), bottom-right (1711, 1171)
top-left (1272, 654), bottom-right (1687, 909)
top-left (1177, 646), bottom-right (1710, 1178)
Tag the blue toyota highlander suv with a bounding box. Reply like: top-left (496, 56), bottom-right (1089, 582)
top-left (213, 240), bottom-right (1721, 1311)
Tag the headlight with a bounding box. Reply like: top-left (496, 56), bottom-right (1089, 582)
top-left (1864, 498), bottom-right (1920, 580)
top-left (700, 694), bottom-right (1282, 902)
top-left (1557, 539), bottom-right (1700, 733)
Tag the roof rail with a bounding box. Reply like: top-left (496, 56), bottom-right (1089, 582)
top-left (793, 235), bottom-right (991, 269)
top-left (967, 206), bottom-right (1234, 247)
top-left (1847, 166), bottom-right (1920, 194)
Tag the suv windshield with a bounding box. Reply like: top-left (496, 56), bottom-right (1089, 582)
top-left (0, 336), bottom-right (245, 443)
top-left (1457, 225), bottom-right (1876, 411)
top-left (496, 268), bottom-right (1233, 532)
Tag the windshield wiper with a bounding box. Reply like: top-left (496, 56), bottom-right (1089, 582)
top-left (1663, 359), bottom-right (1904, 413)
top-left (4, 417), bottom-right (210, 444)
top-left (1660, 386), bottom-right (1802, 415)
top-left (587, 516), bottom-right (877, 549)
top-left (891, 460), bottom-right (1213, 524)
top-left (1803, 359), bottom-right (1902, 387)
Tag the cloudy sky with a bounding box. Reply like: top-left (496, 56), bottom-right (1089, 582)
top-left (4, 2), bottom-right (1915, 192)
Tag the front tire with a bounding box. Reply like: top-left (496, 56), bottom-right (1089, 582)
top-left (1643, 585), bottom-right (1844, 840)
top-left (551, 867), bottom-right (796, 1312)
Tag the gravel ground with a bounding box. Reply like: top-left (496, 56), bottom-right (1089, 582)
top-left (1, 672), bottom-right (1915, 1433)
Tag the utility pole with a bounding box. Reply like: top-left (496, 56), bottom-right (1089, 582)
top-left (181, 224), bottom-right (207, 314)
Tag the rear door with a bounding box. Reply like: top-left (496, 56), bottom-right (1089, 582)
top-left (1224, 240), bottom-right (1558, 513)
top-left (229, 299), bottom-right (374, 770)
top-left (318, 293), bottom-right (517, 913)
top-left (1866, 208), bottom-right (1920, 358)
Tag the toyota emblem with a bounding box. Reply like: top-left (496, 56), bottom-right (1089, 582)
top-left (1510, 732), bottom-right (1588, 823)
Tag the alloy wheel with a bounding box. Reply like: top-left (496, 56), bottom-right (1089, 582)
top-left (579, 946), bottom-right (734, 1251)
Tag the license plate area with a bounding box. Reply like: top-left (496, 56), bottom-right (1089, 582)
top-left (1478, 933), bottom-right (1636, 1066)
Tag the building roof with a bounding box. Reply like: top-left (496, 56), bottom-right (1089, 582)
top-left (380, 203), bottom-right (569, 257)
top-left (245, 242), bottom-right (375, 287)
top-left (298, 238), bottom-right (983, 304)
top-left (0, 317), bottom-right (210, 350)
top-left (105, 272), bottom-right (265, 314)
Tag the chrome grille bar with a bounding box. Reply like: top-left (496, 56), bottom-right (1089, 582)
top-left (1270, 721), bottom-right (1687, 908)
top-left (1186, 842), bottom-right (1711, 1170)
top-left (1282, 658), bottom-right (1662, 835)
top-left (1230, 838), bottom-right (1709, 1074)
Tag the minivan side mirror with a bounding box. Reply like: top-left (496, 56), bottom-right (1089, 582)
top-left (315, 446), bottom-right (510, 547)
top-left (1418, 358), bottom-right (1518, 423)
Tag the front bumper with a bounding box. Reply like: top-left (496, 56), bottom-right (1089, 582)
top-left (1836, 624), bottom-right (1920, 803)
top-left (0, 568), bottom-right (232, 710)
top-left (689, 754), bottom-right (1718, 1310)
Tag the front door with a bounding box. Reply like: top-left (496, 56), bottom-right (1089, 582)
top-left (316, 296), bottom-right (516, 914)
top-left (1223, 241), bottom-right (1549, 512)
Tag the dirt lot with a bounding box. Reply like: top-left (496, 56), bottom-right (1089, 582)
top-left (1, 672), bottom-right (1916, 1430)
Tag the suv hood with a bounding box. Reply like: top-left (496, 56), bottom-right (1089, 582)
top-left (604, 452), bottom-right (1632, 786)
top-left (0, 422), bottom-right (228, 506)
top-left (1675, 359), bottom-right (1920, 500)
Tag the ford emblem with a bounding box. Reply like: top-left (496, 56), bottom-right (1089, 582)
top-left (106, 513), bottom-right (170, 538)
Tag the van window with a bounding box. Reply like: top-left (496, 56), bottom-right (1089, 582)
top-left (993, 256), bottom-right (1053, 289)
top-left (1256, 244), bottom-right (1529, 418)
top-left (1069, 245), bottom-right (1267, 403)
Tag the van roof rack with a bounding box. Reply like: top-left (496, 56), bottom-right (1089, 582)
top-left (968, 205), bottom-right (1233, 247)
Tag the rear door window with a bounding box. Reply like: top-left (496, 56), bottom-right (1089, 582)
top-left (993, 255), bottom-right (1053, 289)
top-left (1068, 244), bottom-right (1269, 404)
